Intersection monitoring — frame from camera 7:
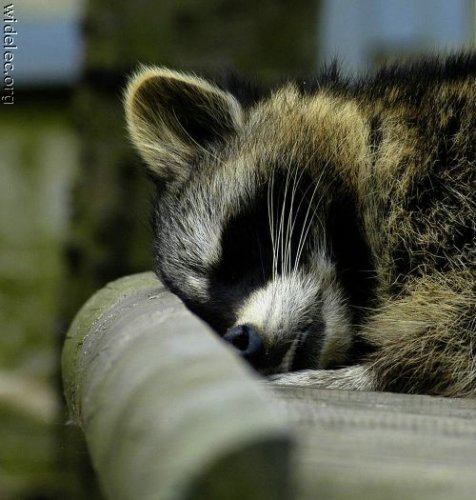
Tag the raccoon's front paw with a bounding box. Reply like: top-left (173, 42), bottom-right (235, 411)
top-left (268, 366), bottom-right (374, 391)
top-left (268, 370), bottom-right (328, 386)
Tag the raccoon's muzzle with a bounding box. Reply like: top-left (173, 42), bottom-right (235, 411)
top-left (223, 320), bottom-right (327, 374)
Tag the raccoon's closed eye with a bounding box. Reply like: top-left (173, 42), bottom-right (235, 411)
top-left (211, 169), bottom-right (320, 286)
top-left (212, 202), bottom-right (273, 286)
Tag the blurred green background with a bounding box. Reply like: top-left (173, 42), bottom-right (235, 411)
top-left (0, 0), bottom-right (474, 498)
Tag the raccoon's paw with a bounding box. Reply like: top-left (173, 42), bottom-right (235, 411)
top-left (268, 365), bottom-right (375, 391)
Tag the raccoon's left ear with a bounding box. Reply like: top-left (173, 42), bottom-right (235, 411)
top-left (124, 66), bottom-right (243, 182)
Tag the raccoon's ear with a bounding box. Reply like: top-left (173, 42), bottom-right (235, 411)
top-left (124, 66), bottom-right (243, 182)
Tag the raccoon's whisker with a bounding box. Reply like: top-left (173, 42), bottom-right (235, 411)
top-left (291, 150), bottom-right (328, 272)
top-left (284, 165), bottom-right (296, 276)
top-left (284, 170), bottom-right (294, 276)
top-left (288, 146), bottom-right (306, 272)
top-left (294, 172), bottom-right (325, 271)
top-left (295, 195), bottom-right (324, 271)
top-left (285, 163), bottom-right (302, 276)
top-left (268, 171), bottom-right (274, 279)
top-left (278, 165), bottom-right (292, 276)
top-left (268, 169), bottom-right (277, 280)
top-left (288, 174), bottom-right (320, 272)
top-left (288, 160), bottom-right (313, 273)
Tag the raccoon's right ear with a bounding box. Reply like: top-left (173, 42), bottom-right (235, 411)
top-left (124, 66), bottom-right (243, 182)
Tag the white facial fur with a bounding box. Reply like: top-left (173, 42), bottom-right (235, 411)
top-left (234, 252), bottom-right (352, 371)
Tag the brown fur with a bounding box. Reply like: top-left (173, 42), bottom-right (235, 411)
top-left (125, 54), bottom-right (475, 397)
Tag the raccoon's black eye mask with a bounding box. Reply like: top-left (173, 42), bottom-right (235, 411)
top-left (124, 66), bottom-right (374, 339)
top-left (211, 169), bottom-right (319, 287)
top-left (167, 170), bottom-right (324, 335)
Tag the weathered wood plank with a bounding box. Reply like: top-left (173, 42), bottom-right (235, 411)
top-left (63, 273), bottom-right (292, 500)
top-left (63, 273), bottom-right (476, 499)
top-left (271, 386), bottom-right (476, 500)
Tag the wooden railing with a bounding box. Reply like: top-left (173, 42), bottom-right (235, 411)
top-left (62, 273), bottom-right (292, 500)
top-left (63, 273), bottom-right (476, 500)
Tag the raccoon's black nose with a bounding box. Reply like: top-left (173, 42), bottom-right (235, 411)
top-left (223, 324), bottom-right (263, 362)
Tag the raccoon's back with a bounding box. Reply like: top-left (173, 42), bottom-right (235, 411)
top-left (352, 54), bottom-right (476, 295)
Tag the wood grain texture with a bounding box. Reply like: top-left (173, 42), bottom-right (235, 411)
top-left (271, 386), bottom-right (476, 500)
top-left (63, 273), bottom-right (476, 499)
top-left (63, 273), bottom-right (291, 500)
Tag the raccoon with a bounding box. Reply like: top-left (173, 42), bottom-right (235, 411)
top-left (125, 53), bottom-right (475, 397)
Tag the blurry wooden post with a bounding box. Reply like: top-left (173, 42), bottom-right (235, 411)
top-left (62, 0), bottom-right (320, 498)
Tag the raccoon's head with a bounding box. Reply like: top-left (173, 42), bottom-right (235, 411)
top-left (125, 67), bottom-right (372, 374)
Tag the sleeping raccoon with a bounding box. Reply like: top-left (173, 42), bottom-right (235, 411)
top-left (125, 53), bottom-right (475, 397)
